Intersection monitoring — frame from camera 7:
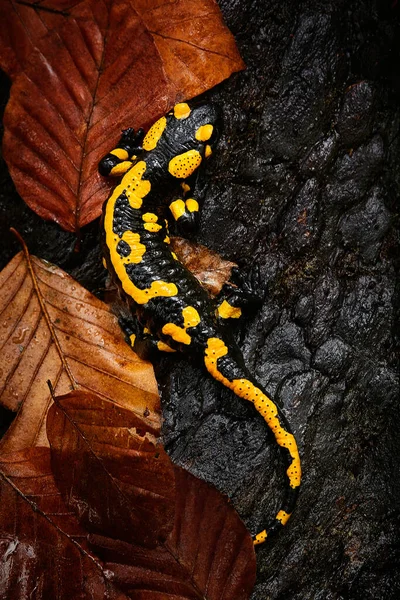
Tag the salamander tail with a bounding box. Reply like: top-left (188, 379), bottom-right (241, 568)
top-left (204, 337), bottom-right (301, 546)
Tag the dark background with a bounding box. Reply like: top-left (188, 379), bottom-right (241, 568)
top-left (1, 0), bottom-right (399, 598)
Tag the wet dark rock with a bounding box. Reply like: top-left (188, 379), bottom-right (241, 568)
top-left (335, 274), bottom-right (394, 358)
top-left (281, 178), bottom-right (321, 254)
top-left (308, 273), bottom-right (342, 347)
top-left (276, 370), bottom-right (329, 434)
top-left (293, 295), bottom-right (314, 326)
top-left (1, 0), bottom-right (399, 598)
top-left (198, 3), bottom-right (398, 597)
top-left (261, 321), bottom-right (311, 365)
top-left (261, 12), bottom-right (346, 161)
top-left (339, 186), bottom-right (391, 262)
top-left (300, 132), bottom-right (339, 176)
top-left (337, 81), bottom-right (376, 148)
top-left (324, 135), bottom-right (384, 209)
top-left (313, 337), bottom-right (352, 378)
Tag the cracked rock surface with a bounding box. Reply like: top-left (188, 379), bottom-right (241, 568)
top-left (162, 2), bottom-right (399, 598)
top-left (0, 0), bottom-right (399, 598)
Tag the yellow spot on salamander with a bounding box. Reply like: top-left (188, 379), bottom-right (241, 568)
top-left (134, 280), bottom-right (178, 305)
top-left (157, 341), bottom-right (176, 353)
top-left (162, 306), bottom-right (201, 345)
top-left (204, 338), bottom-right (301, 489)
top-left (110, 161), bottom-right (133, 175)
top-left (144, 223), bottom-right (162, 232)
top-left (181, 182), bottom-right (191, 194)
top-left (217, 300), bottom-right (242, 319)
top-left (276, 510), bottom-right (291, 525)
top-left (205, 145), bottom-right (212, 158)
top-left (129, 333), bottom-right (136, 346)
top-left (121, 231), bottom-right (146, 263)
top-left (104, 161), bottom-right (177, 304)
top-left (131, 161), bottom-right (147, 178)
top-left (142, 212), bottom-right (158, 222)
top-left (186, 199), bottom-right (199, 213)
top-left (195, 124), bottom-right (213, 142)
top-left (182, 306), bottom-right (200, 328)
top-left (162, 324), bottom-right (190, 345)
top-left (253, 511), bottom-right (290, 545)
top-left (171, 252), bottom-right (178, 260)
top-left (170, 199), bottom-right (186, 220)
top-left (174, 102), bottom-right (191, 119)
top-left (164, 236), bottom-right (171, 244)
top-left (143, 327), bottom-right (150, 334)
top-left (102, 257), bottom-right (107, 269)
top-left (117, 161), bottom-right (151, 209)
top-left (142, 116), bottom-right (167, 151)
top-left (111, 148), bottom-right (129, 160)
top-left (253, 530), bottom-right (267, 546)
top-left (169, 150), bottom-right (202, 179)
top-left (104, 162), bottom-right (150, 266)
top-left (142, 212), bottom-right (161, 233)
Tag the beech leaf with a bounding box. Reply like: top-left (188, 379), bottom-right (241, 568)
top-left (171, 236), bottom-right (237, 296)
top-left (46, 390), bottom-right (256, 598)
top-left (47, 390), bottom-right (176, 548)
top-left (0, 237), bottom-right (159, 454)
top-left (0, 0), bottom-right (245, 231)
top-left (0, 447), bottom-right (128, 600)
top-left (90, 466), bottom-right (256, 599)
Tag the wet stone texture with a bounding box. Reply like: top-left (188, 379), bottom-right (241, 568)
top-left (160, 1), bottom-right (400, 598)
top-left (0, 0), bottom-right (399, 598)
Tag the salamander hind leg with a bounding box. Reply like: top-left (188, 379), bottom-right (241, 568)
top-left (169, 197), bottom-right (200, 235)
top-left (216, 265), bottom-right (264, 323)
top-left (118, 315), bottom-right (175, 361)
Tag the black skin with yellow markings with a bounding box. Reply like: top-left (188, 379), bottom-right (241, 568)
top-left (99, 102), bottom-right (302, 545)
top-left (98, 127), bottom-right (145, 177)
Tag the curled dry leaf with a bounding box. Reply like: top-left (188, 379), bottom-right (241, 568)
top-left (0, 0), bottom-right (245, 231)
top-left (171, 236), bottom-right (237, 296)
top-left (0, 447), bottom-right (128, 600)
top-left (90, 466), bottom-right (256, 600)
top-left (0, 240), bottom-right (159, 454)
top-left (47, 390), bottom-right (176, 548)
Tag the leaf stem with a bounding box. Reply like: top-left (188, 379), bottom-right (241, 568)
top-left (15, 1), bottom-right (69, 17)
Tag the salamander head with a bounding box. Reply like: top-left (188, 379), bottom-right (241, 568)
top-left (142, 102), bottom-right (222, 180)
top-left (169, 102), bottom-right (221, 156)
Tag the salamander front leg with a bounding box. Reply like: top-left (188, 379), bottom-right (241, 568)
top-left (169, 169), bottom-right (208, 235)
top-left (169, 197), bottom-right (200, 235)
top-left (98, 127), bottom-right (145, 177)
top-left (118, 315), bottom-right (176, 361)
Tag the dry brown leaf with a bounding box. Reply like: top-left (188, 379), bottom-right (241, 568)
top-left (47, 390), bottom-right (176, 548)
top-left (0, 447), bottom-right (128, 600)
top-left (0, 0), bottom-right (245, 231)
top-left (46, 390), bottom-right (256, 598)
top-left (90, 466), bottom-right (256, 599)
top-left (0, 236), bottom-right (159, 454)
top-left (0, 396), bottom-right (255, 598)
top-left (171, 236), bottom-right (237, 296)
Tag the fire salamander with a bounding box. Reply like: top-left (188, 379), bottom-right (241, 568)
top-left (99, 102), bottom-right (301, 545)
